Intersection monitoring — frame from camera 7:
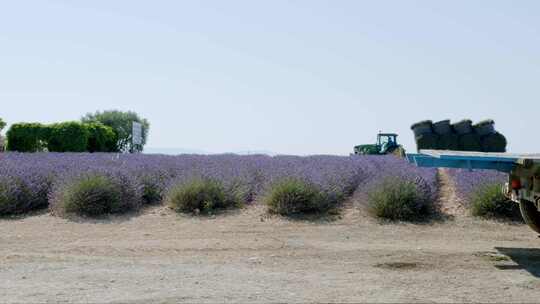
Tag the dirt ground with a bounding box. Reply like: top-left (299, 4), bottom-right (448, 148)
top-left (3, 169), bottom-right (540, 303)
top-left (2, 202), bottom-right (540, 304)
top-left (436, 169), bottom-right (466, 217)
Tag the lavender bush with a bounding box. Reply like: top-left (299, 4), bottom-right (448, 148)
top-left (447, 168), bottom-right (519, 219)
top-left (0, 161), bottom-right (52, 215)
top-left (349, 156), bottom-right (438, 220)
top-left (447, 169), bottom-right (507, 207)
top-left (469, 183), bottom-right (521, 220)
top-left (354, 156), bottom-right (438, 206)
top-left (264, 178), bottom-right (335, 215)
top-left (367, 177), bottom-right (432, 220)
top-left (49, 170), bottom-right (143, 217)
top-left (167, 178), bottom-right (242, 214)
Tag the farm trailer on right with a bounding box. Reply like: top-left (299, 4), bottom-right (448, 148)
top-left (408, 150), bottom-right (540, 234)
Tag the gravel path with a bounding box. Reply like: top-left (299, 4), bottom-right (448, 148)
top-left (2, 203), bottom-right (540, 303)
top-left (436, 168), bottom-right (466, 216)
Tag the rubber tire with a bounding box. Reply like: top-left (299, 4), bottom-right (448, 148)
top-left (519, 200), bottom-right (540, 233)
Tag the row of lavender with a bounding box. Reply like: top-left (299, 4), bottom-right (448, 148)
top-left (0, 153), bottom-right (437, 216)
top-left (446, 168), bottom-right (507, 206)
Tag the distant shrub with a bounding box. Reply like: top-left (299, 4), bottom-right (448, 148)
top-left (367, 177), bottom-right (431, 221)
top-left (46, 122), bottom-right (90, 152)
top-left (6, 123), bottom-right (48, 152)
top-left (264, 178), bottom-right (336, 216)
top-left (470, 183), bottom-right (520, 219)
top-left (167, 178), bottom-right (242, 214)
top-left (86, 122), bottom-right (117, 152)
top-left (51, 173), bottom-right (141, 217)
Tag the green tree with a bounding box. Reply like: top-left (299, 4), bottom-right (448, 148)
top-left (0, 118), bottom-right (6, 132)
top-left (86, 122), bottom-right (117, 152)
top-left (82, 110), bottom-right (150, 153)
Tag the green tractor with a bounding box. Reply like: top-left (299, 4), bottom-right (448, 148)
top-left (353, 133), bottom-right (405, 156)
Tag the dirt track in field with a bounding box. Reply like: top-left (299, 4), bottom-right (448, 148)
top-left (436, 168), bottom-right (466, 216)
top-left (2, 198), bottom-right (540, 304)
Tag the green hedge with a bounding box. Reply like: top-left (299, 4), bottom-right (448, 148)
top-left (6, 123), bottom-right (48, 152)
top-left (6, 121), bottom-right (116, 153)
top-left (47, 122), bottom-right (90, 152)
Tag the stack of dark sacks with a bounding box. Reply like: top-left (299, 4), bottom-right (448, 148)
top-left (433, 120), bottom-right (459, 150)
top-left (411, 118), bottom-right (507, 152)
top-left (411, 120), bottom-right (438, 151)
top-left (474, 120), bottom-right (507, 152)
top-left (453, 119), bottom-right (482, 151)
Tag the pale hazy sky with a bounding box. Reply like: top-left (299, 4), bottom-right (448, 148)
top-left (1, 0), bottom-right (539, 155)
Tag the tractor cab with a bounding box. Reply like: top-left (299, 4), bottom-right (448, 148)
top-left (377, 133), bottom-right (398, 154)
top-left (353, 132), bottom-right (404, 156)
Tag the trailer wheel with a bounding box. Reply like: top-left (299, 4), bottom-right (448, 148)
top-left (519, 200), bottom-right (540, 233)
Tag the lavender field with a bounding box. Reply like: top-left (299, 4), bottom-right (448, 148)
top-left (0, 153), bottom-right (438, 216)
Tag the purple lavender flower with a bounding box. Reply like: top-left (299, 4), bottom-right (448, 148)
top-left (447, 168), bottom-right (506, 206)
top-left (0, 152), bottom-right (438, 215)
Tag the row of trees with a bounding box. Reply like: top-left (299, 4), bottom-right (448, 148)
top-left (1, 110), bottom-right (149, 153)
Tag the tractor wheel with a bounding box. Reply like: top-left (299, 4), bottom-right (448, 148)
top-left (519, 200), bottom-right (540, 233)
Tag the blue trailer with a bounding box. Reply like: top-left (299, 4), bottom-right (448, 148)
top-left (408, 150), bottom-right (540, 233)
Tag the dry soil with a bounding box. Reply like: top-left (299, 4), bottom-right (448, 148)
top-left (2, 175), bottom-right (540, 303)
